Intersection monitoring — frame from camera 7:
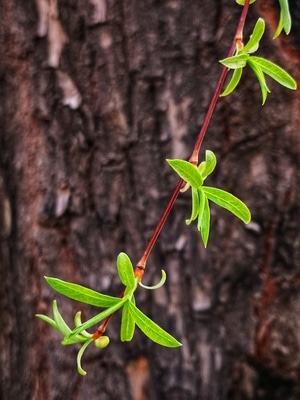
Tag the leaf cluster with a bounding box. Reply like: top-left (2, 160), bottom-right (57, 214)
top-left (167, 150), bottom-right (251, 247)
top-left (37, 253), bottom-right (180, 375)
top-left (220, 14), bottom-right (297, 104)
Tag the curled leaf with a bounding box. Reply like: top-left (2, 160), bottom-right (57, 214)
top-left (77, 338), bottom-right (93, 376)
top-left (180, 181), bottom-right (191, 193)
top-left (139, 270), bottom-right (167, 290)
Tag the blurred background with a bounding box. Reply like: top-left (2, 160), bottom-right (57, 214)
top-left (1, 0), bottom-right (300, 399)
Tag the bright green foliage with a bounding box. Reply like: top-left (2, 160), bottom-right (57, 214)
top-left (120, 300), bottom-right (136, 342)
top-left (37, 0), bottom-right (295, 379)
top-left (202, 187), bottom-right (251, 224)
top-left (117, 252), bottom-right (136, 289)
top-left (220, 13), bottom-right (297, 104)
top-left (167, 159), bottom-right (203, 189)
top-left (139, 270), bottom-right (167, 290)
top-left (45, 277), bottom-right (120, 307)
top-left (220, 67), bottom-right (243, 97)
top-left (128, 302), bottom-right (182, 347)
top-left (37, 253), bottom-right (181, 375)
top-left (167, 150), bottom-right (251, 247)
top-left (243, 18), bottom-right (265, 53)
top-left (274, 0), bottom-right (292, 38)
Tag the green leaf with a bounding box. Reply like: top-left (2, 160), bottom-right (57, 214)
top-left (45, 277), bottom-right (120, 308)
top-left (167, 159), bottom-right (203, 189)
top-left (197, 190), bottom-right (211, 248)
top-left (274, 0), bottom-right (291, 38)
top-left (120, 300), bottom-right (135, 342)
top-left (36, 314), bottom-right (57, 330)
top-left (219, 54), bottom-right (249, 69)
top-left (247, 59), bottom-right (270, 105)
top-left (74, 311), bottom-right (92, 338)
top-left (77, 338), bottom-right (93, 376)
top-left (117, 252), bottom-right (136, 289)
top-left (236, 0), bottom-right (256, 4)
top-left (202, 186), bottom-right (251, 224)
top-left (128, 302), bottom-right (182, 348)
top-left (250, 56), bottom-right (297, 90)
top-left (243, 18), bottom-right (265, 53)
top-left (63, 298), bottom-right (127, 344)
top-left (220, 67), bottom-right (243, 97)
top-left (52, 300), bottom-right (73, 337)
top-left (139, 270), bottom-right (167, 290)
top-left (186, 188), bottom-right (199, 225)
top-left (199, 150), bottom-right (217, 179)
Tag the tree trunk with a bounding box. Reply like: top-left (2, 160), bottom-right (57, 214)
top-left (1, 0), bottom-right (300, 399)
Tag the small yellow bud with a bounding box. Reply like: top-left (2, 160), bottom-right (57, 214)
top-left (94, 336), bottom-right (110, 349)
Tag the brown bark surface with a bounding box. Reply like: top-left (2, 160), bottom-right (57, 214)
top-left (1, 1), bottom-right (300, 399)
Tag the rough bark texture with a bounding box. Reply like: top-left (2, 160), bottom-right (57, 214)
top-left (1, 1), bottom-right (300, 399)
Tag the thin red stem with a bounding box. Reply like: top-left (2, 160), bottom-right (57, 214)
top-left (136, 179), bottom-right (183, 269)
top-left (137, 0), bottom-right (251, 268)
top-left (190, 0), bottom-right (250, 164)
top-left (92, 0), bottom-right (251, 340)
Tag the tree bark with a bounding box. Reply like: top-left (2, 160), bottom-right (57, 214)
top-left (1, 1), bottom-right (300, 399)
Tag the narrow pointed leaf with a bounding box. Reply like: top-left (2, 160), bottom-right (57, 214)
top-left (247, 59), bottom-right (270, 104)
top-left (36, 314), bottom-right (57, 330)
top-left (63, 298), bottom-right (127, 344)
top-left (167, 159), bottom-right (203, 189)
top-left (200, 150), bottom-right (217, 179)
top-left (52, 300), bottom-right (73, 337)
top-left (274, 0), bottom-right (291, 38)
top-left (220, 67), bottom-right (243, 97)
top-left (219, 54), bottom-right (249, 69)
top-left (117, 252), bottom-right (136, 289)
top-left (202, 186), bottom-right (251, 224)
top-left (250, 56), bottom-right (297, 90)
top-left (45, 277), bottom-right (120, 308)
top-left (74, 312), bottom-right (92, 338)
top-left (273, 10), bottom-right (284, 39)
top-left (128, 302), bottom-right (181, 347)
top-left (197, 189), bottom-right (206, 232)
top-left (197, 190), bottom-right (211, 248)
top-left (186, 188), bottom-right (199, 225)
top-left (120, 300), bottom-right (135, 342)
top-left (243, 18), bottom-right (265, 53)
